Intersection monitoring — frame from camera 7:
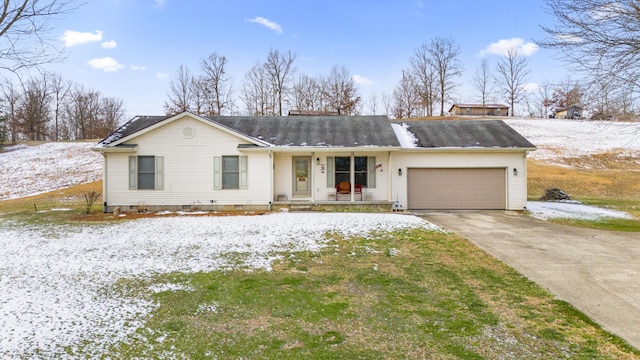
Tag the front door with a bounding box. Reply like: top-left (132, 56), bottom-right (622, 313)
top-left (292, 156), bottom-right (311, 197)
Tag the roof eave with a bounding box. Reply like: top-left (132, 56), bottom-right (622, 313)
top-left (238, 145), bottom-right (402, 153)
top-left (92, 144), bottom-right (139, 153)
top-left (400, 146), bottom-right (536, 152)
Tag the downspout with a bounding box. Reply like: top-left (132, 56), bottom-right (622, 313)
top-left (387, 151), bottom-right (393, 202)
top-left (269, 149), bottom-right (273, 211)
top-left (101, 151), bottom-right (107, 213)
top-left (311, 151), bottom-right (315, 202)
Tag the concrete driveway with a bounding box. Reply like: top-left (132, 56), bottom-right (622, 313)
top-left (420, 210), bottom-right (640, 350)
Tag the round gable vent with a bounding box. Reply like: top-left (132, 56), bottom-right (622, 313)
top-left (183, 127), bottom-right (195, 139)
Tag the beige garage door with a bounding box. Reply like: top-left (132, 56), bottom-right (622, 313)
top-left (407, 168), bottom-right (506, 210)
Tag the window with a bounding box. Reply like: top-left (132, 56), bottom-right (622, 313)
top-left (222, 156), bottom-right (239, 189)
top-left (466, 107), bottom-right (471, 114)
top-left (214, 156), bottom-right (248, 190)
top-left (327, 156), bottom-right (376, 188)
top-left (334, 157), bottom-right (351, 184)
top-left (129, 156), bottom-right (164, 190)
top-left (138, 156), bottom-right (155, 189)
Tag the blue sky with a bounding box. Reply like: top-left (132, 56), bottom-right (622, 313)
top-left (46, 0), bottom-right (566, 117)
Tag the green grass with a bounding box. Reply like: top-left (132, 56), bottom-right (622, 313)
top-left (548, 217), bottom-right (640, 232)
top-left (109, 228), bottom-right (639, 359)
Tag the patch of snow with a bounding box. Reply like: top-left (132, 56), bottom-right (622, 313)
top-left (506, 119), bottom-right (640, 163)
top-left (527, 201), bottom-right (633, 220)
top-left (0, 142), bottom-right (102, 200)
top-left (391, 123), bottom-right (418, 148)
top-left (149, 283), bottom-right (194, 293)
top-left (0, 212), bottom-right (437, 359)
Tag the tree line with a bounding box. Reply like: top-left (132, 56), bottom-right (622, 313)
top-left (0, 72), bottom-right (126, 143)
top-left (165, 49), bottom-right (362, 117)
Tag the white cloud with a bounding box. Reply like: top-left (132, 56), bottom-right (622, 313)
top-left (523, 83), bottom-right (540, 93)
top-left (248, 16), bottom-right (283, 34)
top-left (61, 30), bottom-right (103, 47)
top-left (352, 74), bottom-right (373, 86)
top-left (556, 33), bottom-right (583, 44)
top-left (87, 57), bottom-right (124, 72)
top-left (130, 64), bottom-right (146, 71)
top-left (101, 40), bottom-right (117, 49)
top-left (480, 37), bottom-right (539, 57)
top-left (156, 72), bottom-right (169, 80)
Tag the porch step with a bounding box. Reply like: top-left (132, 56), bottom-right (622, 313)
top-left (289, 202), bottom-right (312, 211)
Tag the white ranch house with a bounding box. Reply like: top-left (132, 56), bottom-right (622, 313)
top-left (93, 112), bottom-right (536, 212)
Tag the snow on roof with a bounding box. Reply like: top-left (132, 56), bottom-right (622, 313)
top-left (391, 122), bottom-right (418, 148)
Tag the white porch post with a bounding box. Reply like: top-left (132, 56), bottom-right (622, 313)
top-left (350, 152), bottom-right (355, 202)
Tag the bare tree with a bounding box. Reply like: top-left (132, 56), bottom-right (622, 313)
top-left (164, 65), bottom-right (194, 115)
top-left (426, 37), bottom-right (463, 116)
top-left (291, 73), bottom-right (323, 112)
top-left (540, 0), bottom-right (640, 89)
top-left (0, 80), bottom-right (23, 142)
top-left (241, 62), bottom-right (273, 116)
top-left (366, 93), bottom-right (378, 115)
top-left (381, 92), bottom-right (392, 117)
top-left (99, 96), bottom-right (125, 138)
top-left (0, 0), bottom-right (79, 72)
top-left (472, 57), bottom-right (494, 115)
top-left (50, 73), bottom-right (69, 141)
top-left (392, 70), bottom-right (421, 118)
top-left (263, 49), bottom-right (296, 116)
top-left (191, 76), bottom-right (207, 115)
top-left (495, 49), bottom-right (530, 117)
top-left (16, 73), bottom-right (52, 140)
top-left (66, 85), bottom-right (100, 139)
top-left (200, 52), bottom-right (232, 116)
top-left (323, 65), bottom-right (361, 115)
top-left (409, 43), bottom-right (438, 116)
top-left (535, 81), bottom-right (555, 118)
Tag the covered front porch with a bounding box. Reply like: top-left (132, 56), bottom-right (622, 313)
top-left (272, 151), bottom-right (392, 205)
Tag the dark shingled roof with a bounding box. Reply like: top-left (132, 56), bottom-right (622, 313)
top-left (96, 114), bottom-right (534, 150)
top-left (97, 115), bottom-right (168, 147)
top-left (208, 115), bottom-right (400, 147)
top-left (396, 120), bottom-right (536, 149)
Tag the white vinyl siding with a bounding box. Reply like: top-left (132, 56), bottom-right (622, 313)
top-left (105, 115), bottom-right (270, 208)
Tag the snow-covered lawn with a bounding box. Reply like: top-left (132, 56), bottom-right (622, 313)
top-left (527, 201), bottom-right (634, 220)
top-left (0, 142), bottom-right (102, 200)
top-left (0, 212), bottom-right (436, 359)
top-left (505, 119), bottom-right (640, 162)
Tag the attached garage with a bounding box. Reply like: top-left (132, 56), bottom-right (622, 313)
top-left (391, 120), bottom-right (536, 211)
top-left (407, 168), bottom-right (506, 210)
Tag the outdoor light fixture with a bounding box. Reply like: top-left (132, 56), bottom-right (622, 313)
top-left (513, 168), bottom-right (518, 176)
top-left (316, 157), bottom-right (320, 165)
top-left (398, 168), bottom-right (402, 176)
